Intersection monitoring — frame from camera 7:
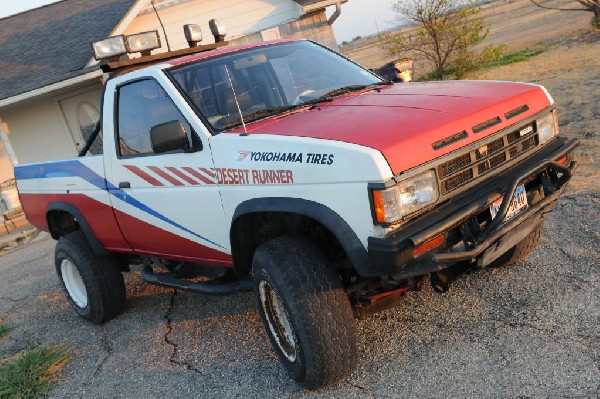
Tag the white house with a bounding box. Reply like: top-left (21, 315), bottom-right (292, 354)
top-left (0, 0), bottom-right (345, 195)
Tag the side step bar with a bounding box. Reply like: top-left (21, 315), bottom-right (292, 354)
top-left (142, 265), bottom-right (253, 295)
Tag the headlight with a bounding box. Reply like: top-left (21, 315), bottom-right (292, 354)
top-left (372, 170), bottom-right (439, 224)
top-left (537, 110), bottom-right (558, 145)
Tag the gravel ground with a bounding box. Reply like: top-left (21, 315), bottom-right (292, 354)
top-left (0, 192), bottom-right (598, 398)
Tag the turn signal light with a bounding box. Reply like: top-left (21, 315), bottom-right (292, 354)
top-left (372, 190), bottom-right (386, 224)
top-left (413, 234), bottom-right (445, 257)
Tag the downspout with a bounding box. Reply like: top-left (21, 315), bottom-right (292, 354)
top-left (0, 118), bottom-right (18, 166)
top-left (328, 1), bottom-right (342, 25)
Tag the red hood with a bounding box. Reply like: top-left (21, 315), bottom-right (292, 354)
top-left (227, 81), bottom-right (551, 175)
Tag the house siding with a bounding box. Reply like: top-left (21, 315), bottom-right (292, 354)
top-left (124, 0), bottom-right (304, 51)
top-left (279, 11), bottom-right (337, 50)
top-left (1, 97), bottom-right (78, 165)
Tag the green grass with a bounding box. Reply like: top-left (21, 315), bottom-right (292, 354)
top-left (0, 324), bottom-right (12, 342)
top-left (0, 345), bottom-right (70, 399)
top-left (484, 48), bottom-right (546, 68)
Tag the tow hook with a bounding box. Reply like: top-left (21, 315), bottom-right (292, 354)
top-left (430, 272), bottom-right (449, 293)
top-left (430, 261), bottom-right (473, 293)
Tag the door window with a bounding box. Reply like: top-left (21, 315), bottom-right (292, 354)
top-left (116, 79), bottom-right (192, 157)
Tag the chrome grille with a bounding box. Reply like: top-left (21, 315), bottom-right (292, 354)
top-left (438, 123), bottom-right (538, 194)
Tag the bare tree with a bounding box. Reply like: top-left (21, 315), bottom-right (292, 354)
top-left (528, 0), bottom-right (600, 27)
top-left (382, 0), bottom-right (504, 80)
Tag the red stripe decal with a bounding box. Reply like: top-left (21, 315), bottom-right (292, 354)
top-left (166, 167), bottom-right (200, 185)
top-left (124, 165), bottom-right (163, 186)
top-left (148, 166), bottom-right (185, 186)
top-left (182, 167), bottom-right (214, 185)
top-left (199, 167), bottom-right (216, 179)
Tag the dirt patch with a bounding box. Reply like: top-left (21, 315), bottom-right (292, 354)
top-left (471, 31), bottom-right (600, 192)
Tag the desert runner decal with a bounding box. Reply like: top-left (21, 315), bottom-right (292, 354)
top-left (216, 168), bottom-right (294, 185)
top-left (238, 150), bottom-right (335, 165)
top-left (125, 165), bottom-right (294, 186)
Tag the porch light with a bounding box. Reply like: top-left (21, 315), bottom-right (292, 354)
top-left (125, 31), bottom-right (161, 56)
top-left (92, 35), bottom-right (127, 60)
top-left (184, 24), bottom-right (203, 47)
top-left (209, 19), bottom-right (227, 42)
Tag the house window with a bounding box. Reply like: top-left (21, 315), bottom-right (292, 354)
top-left (77, 102), bottom-right (102, 155)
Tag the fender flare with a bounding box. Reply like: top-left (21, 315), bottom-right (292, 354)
top-left (47, 202), bottom-right (111, 257)
top-left (232, 197), bottom-right (377, 277)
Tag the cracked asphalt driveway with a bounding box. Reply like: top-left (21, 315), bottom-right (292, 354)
top-left (0, 191), bottom-right (598, 398)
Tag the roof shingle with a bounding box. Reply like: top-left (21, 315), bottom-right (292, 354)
top-left (0, 0), bottom-right (136, 101)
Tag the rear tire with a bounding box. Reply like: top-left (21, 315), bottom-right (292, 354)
top-left (253, 236), bottom-right (357, 389)
top-left (55, 231), bottom-right (126, 324)
top-left (491, 222), bottom-right (544, 267)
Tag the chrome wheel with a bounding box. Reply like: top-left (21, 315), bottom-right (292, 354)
top-left (259, 280), bottom-right (297, 362)
top-left (61, 258), bottom-right (88, 308)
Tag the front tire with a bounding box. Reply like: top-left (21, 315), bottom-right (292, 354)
top-left (491, 222), bottom-right (544, 267)
top-left (253, 236), bottom-right (357, 389)
top-left (55, 231), bottom-right (126, 324)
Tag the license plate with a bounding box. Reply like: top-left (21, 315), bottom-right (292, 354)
top-left (490, 184), bottom-right (528, 222)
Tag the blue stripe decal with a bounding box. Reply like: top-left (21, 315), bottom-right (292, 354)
top-left (16, 160), bottom-right (224, 249)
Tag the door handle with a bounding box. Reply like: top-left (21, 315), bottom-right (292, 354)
top-left (118, 181), bottom-right (131, 189)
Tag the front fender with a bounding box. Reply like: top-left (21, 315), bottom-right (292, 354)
top-left (232, 197), bottom-right (376, 277)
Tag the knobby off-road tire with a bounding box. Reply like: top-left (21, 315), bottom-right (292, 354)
top-left (55, 231), bottom-right (126, 324)
top-left (253, 236), bottom-right (357, 389)
top-left (491, 222), bottom-right (544, 267)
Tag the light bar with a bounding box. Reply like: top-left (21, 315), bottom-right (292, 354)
top-left (209, 19), bottom-right (227, 42)
top-left (92, 35), bottom-right (127, 60)
top-left (125, 31), bottom-right (161, 55)
top-left (184, 24), bottom-right (203, 47)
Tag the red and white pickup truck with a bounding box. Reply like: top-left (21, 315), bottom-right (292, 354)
top-left (15, 33), bottom-right (578, 388)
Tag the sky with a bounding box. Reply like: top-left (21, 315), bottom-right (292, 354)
top-left (0, 0), bottom-right (399, 43)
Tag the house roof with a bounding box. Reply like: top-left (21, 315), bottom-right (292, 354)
top-left (0, 0), bottom-right (342, 104)
top-left (0, 0), bottom-right (137, 102)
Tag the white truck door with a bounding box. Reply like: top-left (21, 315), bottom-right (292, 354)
top-left (106, 77), bottom-right (232, 266)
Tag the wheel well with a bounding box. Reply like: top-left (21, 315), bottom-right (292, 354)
top-left (230, 212), bottom-right (349, 277)
top-left (46, 206), bottom-right (111, 258)
top-left (47, 210), bottom-right (80, 239)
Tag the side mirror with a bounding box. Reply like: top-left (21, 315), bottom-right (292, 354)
top-left (150, 120), bottom-right (194, 154)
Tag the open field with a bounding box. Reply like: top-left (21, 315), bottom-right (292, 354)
top-left (341, 0), bottom-right (592, 71)
top-left (0, 2), bottom-right (599, 397)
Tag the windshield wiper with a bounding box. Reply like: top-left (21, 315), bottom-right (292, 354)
top-left (243, 105), bottom-right (298, 123)
top-left (317, 82), bottom-right (392, 101)
top-left (219, 105), bottom-right (297, 130)
top-left (320, 85), bottom-right (368, 99)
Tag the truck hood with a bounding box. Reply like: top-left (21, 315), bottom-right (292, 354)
top-left (228, 81), bottom-right (552, 175)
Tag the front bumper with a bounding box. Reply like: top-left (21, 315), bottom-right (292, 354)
top-left (367, 137), bottom-right (579, 278)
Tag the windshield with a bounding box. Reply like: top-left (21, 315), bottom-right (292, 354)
top-left (167, 41), bottom-right (382, 131)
